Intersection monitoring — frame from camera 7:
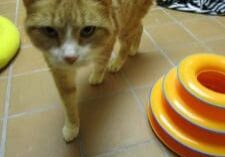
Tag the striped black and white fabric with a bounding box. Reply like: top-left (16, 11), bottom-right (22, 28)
top-left (157, 0), bottom-right (225, 16)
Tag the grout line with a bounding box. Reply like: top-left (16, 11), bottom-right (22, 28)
top-left (1, 1), bottom-right (20, 156)
top-left (8, 104), bottom-right (59, 119)
top-left (143, 29), bottom-right (175, 66)
top-left (13, 68), bottom-right (50, 78)
top-left (1, 66), bottom-right (13, 157)
top-left (91, 139), bottom-right (152, 157)
top-left (151, 8), bottom-right (161, 11)
top-left (133, 84), bottom-right (152, 90)
top-left (145, 21), bottom-right (175, 29)
top-left (118, 70), bottom-right (166, 146)
top-left (202, 36), bottom-right (225, 43)
top-left (14, 0), bottom-right (20, 26)
top-left (6, 88), bottom-right (129, 120)
top-left (161, 9), bottom-right (214, 53)
top-left (151, 6), bottom-right (162, 11)
top-left (120, 72), bottom-right (148, 122)
top-left (21, 44), bottom-right (32, 49)
top-left (78, 136), bottom-right (86, 157)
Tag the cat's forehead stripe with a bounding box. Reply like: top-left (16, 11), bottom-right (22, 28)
top-left (66, 26), bottom-right (73, 39)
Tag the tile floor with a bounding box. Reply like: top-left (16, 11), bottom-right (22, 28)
top-left (0, 1), bottom-right (225, 157)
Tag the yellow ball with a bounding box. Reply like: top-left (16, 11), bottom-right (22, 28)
top-left (0, 16), bottom-right (20, 69)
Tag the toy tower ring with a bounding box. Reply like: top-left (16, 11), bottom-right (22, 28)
top-left (148, 53), bottom-right (225, 157)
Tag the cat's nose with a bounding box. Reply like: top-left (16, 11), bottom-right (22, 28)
top-left (64, 56), bottom-right (78, 64)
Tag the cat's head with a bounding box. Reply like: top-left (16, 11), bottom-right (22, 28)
top-left (23, 0), bottom-right (115, 66)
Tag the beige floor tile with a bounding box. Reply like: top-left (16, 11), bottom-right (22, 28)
top-left (113, 33), bottom-right (157, 54)
top-left (122, 51), bottom-right (172, 87)
top-left (134, 86), bottom-right (185, 157)
top-left (0, 79), bottom-right (7, 118)
top-left (80, 91), bottom-right (152, 156)
top-left (6, 108), bottom-right (80, 157)
top-left (146, 23), bottom-right (197, 48)
top-left (165, 9), bottom-right (207, 22)
top-left (150, 4), bottom-right (159, 10)
top-left (77, 33), bottom-right (157, 101)
top-left (121, 29), bottom-right (171, 88)
top-left (162, 42), bottom-right (210, 64)
top-left (13, 46), bottom-right (48, 75)
top-left (205, 39), bottom-right (225, 56)
top-left (77, 66), bottom-right (129, 101)
top-left (216, 16), bottom-right (225, 25)
top-left (135, 87), bottom-right (151, 109)
top-left (0, 1), bottom-right (16, 22)
top-left (0, 0), bottom-right (16, 4)
top-left (106, 140), bottom-right (164, 157)
top-left (143, 9), bottom-right (174, 28)
top-left (162, 147), bottom-right (179, 157)
top-left (19, 26), bottom-right (32, 46)
top-left (10, 71), bottom-right (61, 115)
top-left (150, 129), bottom-right (180, 157)
top-left (183, 18), bottom-right (225, 42)
top-left (0, 68), bottom-right (8, 78)
top-left (135, 87), bottom-right (179, 157)
top-left (139, 33), bottom-right (158, 53)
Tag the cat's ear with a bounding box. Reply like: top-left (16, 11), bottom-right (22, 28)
top-left (23, 0), bottom-right (37, 8)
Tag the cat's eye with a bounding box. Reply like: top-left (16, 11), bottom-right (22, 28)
top-left (80, 26), bottom-right (96, 38)
top-left (40, 26), bottom-right (58, 38)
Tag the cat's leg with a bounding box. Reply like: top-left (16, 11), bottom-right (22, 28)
top-left (89, 58), bottom-right (109, 85)
top-left (51, 68), bottom-right (79, 142)
top-left (129, 25), bottom-right (143, 56)
top-left (107, 25), bottom-right (143, 72)
top-left (89, 37), bottom-right (116, 85)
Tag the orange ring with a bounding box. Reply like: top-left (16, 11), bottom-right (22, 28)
top-left (149, 78), bottom-right (225, 156)
top-left (163, 68), bottom-right (225, 133)
top-left (178, 53), bottom-right (225, 108)
top-left (148, 111), bottom-right (206, 157)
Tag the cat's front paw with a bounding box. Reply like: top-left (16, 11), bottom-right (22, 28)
top-left (89, 72), bottom-right (105, 85)
top-left (107, 58), bottom-right (124, 73)
top-left (62, 125), bottom-right (79, 142)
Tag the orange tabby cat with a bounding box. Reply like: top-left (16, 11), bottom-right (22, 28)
top-left (23, 0), bottom-right (154, 142)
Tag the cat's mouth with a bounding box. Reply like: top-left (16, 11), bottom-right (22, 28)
top-left (63, 56), bottom-right (78, 65)
top-left (61, 58), bottom-right (88, 67)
